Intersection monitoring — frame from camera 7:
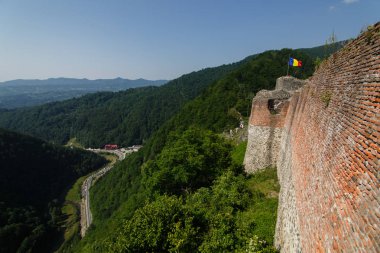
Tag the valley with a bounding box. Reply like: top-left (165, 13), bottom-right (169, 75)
top-left (0, 4), bottom-right (378, 251)
top-left (80, 147), bottom-right (136, 237)
top-left (0, 128), bottom-right (107, 252)
top-left (0, 45), bottom-right (332, 252)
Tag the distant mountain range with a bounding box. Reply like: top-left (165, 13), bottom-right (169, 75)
top-left (0, 78), bottom-right (167, 108)
top-left (0, 41), bottom-right (346, 148)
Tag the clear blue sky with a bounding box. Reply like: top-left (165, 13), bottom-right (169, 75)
top-left (0, 0), bottom-right (379, 81)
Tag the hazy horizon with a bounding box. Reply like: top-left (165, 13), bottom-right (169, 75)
top-left (0, 76), bottom-right (169, 83)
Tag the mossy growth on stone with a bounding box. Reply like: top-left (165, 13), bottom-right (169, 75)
top-left (320, 91), bottom-right (332, 108)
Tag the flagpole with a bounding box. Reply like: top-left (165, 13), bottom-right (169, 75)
top-left (286, 54), bottom-right (290, 76)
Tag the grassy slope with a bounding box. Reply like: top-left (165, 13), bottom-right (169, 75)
top-left (57, 153), bottom-right (117, 253)
top-left (232, 141), bottom-right (279, 244)
top-left (231, 141), bottom-right (248, 165)
top-left (244, 168), bottom-right (279, 243)
top-left (58, 175), bottom-right (87, 253)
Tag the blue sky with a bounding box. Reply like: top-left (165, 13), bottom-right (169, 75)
top-left (0, 0), bottom-right (379, 81)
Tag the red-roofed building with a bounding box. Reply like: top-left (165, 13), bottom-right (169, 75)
top-left (104, 144), bottom-right (118, 150)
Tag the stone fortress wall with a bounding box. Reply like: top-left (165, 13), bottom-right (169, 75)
top-left (244, 23), bottom-right (379, 252)
top-left (243, 77), bottom-right (304, 173)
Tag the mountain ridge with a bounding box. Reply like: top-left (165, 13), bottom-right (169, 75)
top-left (0, 41), bottom-right (345, 252)
top-left (0, 77), bottom-right (167, 86)
top-left (0, 61), bottom-right (244, 147)
top-left (0, 78), bottom-right (167, 108)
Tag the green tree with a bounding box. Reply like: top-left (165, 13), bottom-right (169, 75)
top-left (109, 195), bottom-right (199, 253)
top-left (142, 127), bottom-right (232, 196)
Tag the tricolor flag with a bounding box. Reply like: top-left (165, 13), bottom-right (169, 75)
top-left (289, 57), bottom-right (302, 67)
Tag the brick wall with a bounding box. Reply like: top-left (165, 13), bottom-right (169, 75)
top-left (275, 23), bottom-right (380, 252)
top-left (249, 99), bottom-right (290, 128)
top-left (244, 88), bottom-right (293, 173)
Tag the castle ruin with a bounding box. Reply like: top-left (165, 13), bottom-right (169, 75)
top-left (244, 23), bottom-right (380, 252)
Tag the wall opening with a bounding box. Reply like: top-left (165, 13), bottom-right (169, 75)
top-left (268, 99), bottom-right (280, 114)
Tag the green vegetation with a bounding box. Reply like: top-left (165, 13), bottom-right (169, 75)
top-left (245, 168), bottom-right (279, 241)
top-left (109, 170), bottom-right (278, 253)
top-left (71, 48), bottom-right (315, 252)
top-left (66, 138), bottom-right (84, 149)
top-left (99, 152), bottom-right (118, 164)
top-left (142, 128), bottom-right (232, 196)
top-left (231, 141), bottom-right (248, 165)
top-left (58, 151), bottom-right (117, 253)
top-left (0, 128), bottom-right (107, 253)
top-left (362, 24), bottom-right (379, 45)
top-left (0, 43), bottom-right (341, 252)
top-left (74, 128), bottom-right (278, 252)
top-left (320, 90), bottom-right (332, 108)
top-left (0, 63), bottom-right (243, 148)
top-left (57, 175), bottom-right (87, 253)
top-left (143, 49), bottom-right (314, 160)
top-left (297, 40), bottom-right (346, 59)
top-left (0, 42), bottom-right (337, 148)
top-left (298, 37), bottom-right (346, 72)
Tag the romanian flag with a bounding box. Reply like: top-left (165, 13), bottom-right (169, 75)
top-left (289, 57), bottom-right (302, 67)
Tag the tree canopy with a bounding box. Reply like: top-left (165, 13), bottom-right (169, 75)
top-left (0, 128), bottom-right (106, 252)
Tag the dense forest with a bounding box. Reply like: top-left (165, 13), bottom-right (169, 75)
top-left (67, 48), bottom-right (316, 252)
top-left (297, 40), bottom-right (347, 59)
top-left (0, 128), bottom-right (107, 253)
top-left (0, 63), bottom-right (244, 148)
top-left (0, 43), bottom-right (342, 252)
top-left (0, 42), bottom-right (342, 149)
top-left (72, 128), bottom-right (279, 253)
top-left (143, 48), bottom-right (315, 159)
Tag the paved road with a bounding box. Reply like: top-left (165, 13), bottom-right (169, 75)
top-left (88, 148), bottom-right (126, 160)
top-left (80, 149), bottom-right (124, 237)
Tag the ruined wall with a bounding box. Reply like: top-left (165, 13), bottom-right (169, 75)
top-left (275, 90), bottom-right (302, 252)
top-left (244, 88), bottom-right (292, 173)
top-left (275, 76), bottom-right (306, 92)
top-left (275, 24), bottom-right (380, 252)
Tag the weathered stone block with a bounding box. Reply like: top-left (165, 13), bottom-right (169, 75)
top-left (275, 76), bottom-right (306, 92)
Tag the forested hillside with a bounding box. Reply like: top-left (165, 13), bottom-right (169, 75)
top-left (144, 48), bottom-right (315, 159)
top-left (0, 128), bottom-right (107, 253)
top-left (0, 42), bottom-right (341, 149)
top-left (70, 48), bottom-right (315, 252)
top-left (1, 43), bottom-right (340, 252)
top-left (297, 40), bottom-right (347, 59)
top-left (0, 63), bottom-right (243, 147)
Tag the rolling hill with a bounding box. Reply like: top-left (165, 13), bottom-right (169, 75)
top-left (0, 78), bottom-right (167, 108)
top-left (0, 42), bottom-right (344, 149)
top-left (0, 63), bottom-right (245, 147)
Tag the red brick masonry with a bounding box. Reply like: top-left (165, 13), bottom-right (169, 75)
top-left (249, 100), bottom-right (290, 128)
top-left (276, 23), bottom-right (379, 252)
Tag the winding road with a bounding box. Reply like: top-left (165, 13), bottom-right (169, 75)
top-left (80, 149), bottom-right (124, 237)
